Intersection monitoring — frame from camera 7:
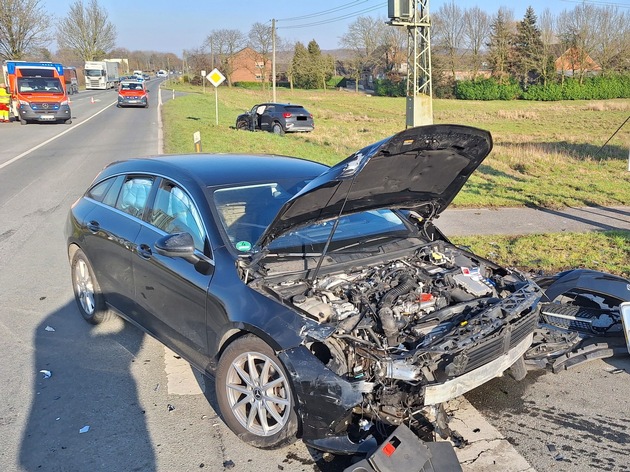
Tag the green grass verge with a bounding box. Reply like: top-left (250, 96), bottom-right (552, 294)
top-left (451, 230), bottom-right (629, 277)
top-left (161, 84), bottom-right (630, 209)
top-left (160, 84), bottom-right (629, 276)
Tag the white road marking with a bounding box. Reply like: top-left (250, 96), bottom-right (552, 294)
top-left (0, 101), bottom-right (118, 171)
top-left (157, 87), bottom-right (163, 154)
top-left (164, 346), bottom-right (205, 395)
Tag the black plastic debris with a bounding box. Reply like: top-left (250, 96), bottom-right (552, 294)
top-left (344, 424), bottom-right (462, 472)
top-left (167, 404), bottom-right (175, 412)
top-left (223, 459), bottom-right (235, 469)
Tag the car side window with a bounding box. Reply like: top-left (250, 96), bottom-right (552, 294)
top-left (115, 176), bottom-right (154, 218)
top-left (265, 106), bottom-right (274, 113)
top-left (87, 178), bottom-right (114, 203)
top-left (87, 176), bottom-right (124, 207)
top-left (149, 181), bottom-right (206, 251)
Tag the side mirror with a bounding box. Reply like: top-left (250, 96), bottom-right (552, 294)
top-left (155, 232), bottom-right (198, 263)
top-left (621, 302), bottom-right (630, 355)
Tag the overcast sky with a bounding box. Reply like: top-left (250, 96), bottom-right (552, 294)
top-left (47, 0), bottom-right (601, 54)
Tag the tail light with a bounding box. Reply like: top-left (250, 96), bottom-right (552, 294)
top-left (283, 112), bottom-right (292, 118)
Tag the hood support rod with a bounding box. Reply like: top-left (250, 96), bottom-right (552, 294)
top-left (308, 174), bottom-right (359, 287)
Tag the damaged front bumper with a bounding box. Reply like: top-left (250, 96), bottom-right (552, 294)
top-left (424, 333), bottom-right (533, 405)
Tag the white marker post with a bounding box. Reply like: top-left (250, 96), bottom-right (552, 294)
top-left (207, 68), bottom-right (226, 126)
top-left (201, 70), bottom-right (206, 94)
top-left (193, 131), bottom-right (201, 153)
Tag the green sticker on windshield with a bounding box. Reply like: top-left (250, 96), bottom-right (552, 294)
top-left (235, 241), bottom-right (252, 252)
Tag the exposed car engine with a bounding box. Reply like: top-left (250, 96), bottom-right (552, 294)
top-left (251, 240), bottom-right (541, 433)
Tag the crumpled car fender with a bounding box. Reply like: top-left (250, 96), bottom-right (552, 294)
top-left (278, 345), bottom-right (366, 443)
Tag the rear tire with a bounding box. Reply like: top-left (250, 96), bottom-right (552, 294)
top-left (272, 123), bottom-right (285, 136)
top-left (215, 335), bottom-right (298, 449)
top-left (71, 249), bottom-right (110, 324)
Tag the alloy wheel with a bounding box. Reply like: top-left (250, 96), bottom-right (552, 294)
top-left (225, 351), bottom-right (291, 436)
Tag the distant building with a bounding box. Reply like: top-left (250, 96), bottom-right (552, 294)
top-left (230, 47), bottom-right (272, 83)
top-left (555, 48), bottom-right (601, 77)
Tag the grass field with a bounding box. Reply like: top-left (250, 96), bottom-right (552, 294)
top-left (162, 84), bottom-right (630, 209)
top-left (160, 83), bottom-right (629, 276)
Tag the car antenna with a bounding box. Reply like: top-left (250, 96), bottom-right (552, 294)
top-left (308, 175), bottom-right (358, 287)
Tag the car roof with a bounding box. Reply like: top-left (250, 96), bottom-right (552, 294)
top-left (256, 103), bottom-right (306, 108)
top-left (96, 154), bottom-right (329, 188)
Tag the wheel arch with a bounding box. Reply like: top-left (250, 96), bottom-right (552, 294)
top-left (215, 324), bottom-right (286, 365)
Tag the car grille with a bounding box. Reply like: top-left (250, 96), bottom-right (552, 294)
top-left (31, 102), bottom-right (60, 111)
top-left (455, 310), bottom-right (538, 375)
top-left (540, 302), bottom-right (620, 335)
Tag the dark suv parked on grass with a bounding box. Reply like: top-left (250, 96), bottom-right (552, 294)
top-left (236, 103), bottom-right (314, 135)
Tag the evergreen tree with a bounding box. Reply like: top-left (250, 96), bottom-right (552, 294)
top-left (487, 8), bottom-right (514, 83)
top-left (290, 42), bottom-right (315, 89)
top-left (511, 7), bottom-right (544, 86)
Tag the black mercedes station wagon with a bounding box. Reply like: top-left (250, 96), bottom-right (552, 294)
top-left (66, 125), bottom-right (541, 456)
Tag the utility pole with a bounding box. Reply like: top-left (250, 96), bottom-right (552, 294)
top-left (388, 0), bottom-right (433, 127)
top-left (272, 19), bottom-right (277, 103)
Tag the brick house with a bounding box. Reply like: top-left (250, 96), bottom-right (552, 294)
top-left (230, 47), bottom-right (272, 83)
top-left (555, 47), bottom-right (602, 77)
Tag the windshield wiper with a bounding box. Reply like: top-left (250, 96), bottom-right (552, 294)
top-left (330, 235), bottom-right (407, 253)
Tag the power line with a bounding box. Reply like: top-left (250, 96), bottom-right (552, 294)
top-left (278, 0), bottom-right (370, 22)
top-left (559, 0), bottom-right (630, 8)
top-left (278, 2), bottom-right (386, 30)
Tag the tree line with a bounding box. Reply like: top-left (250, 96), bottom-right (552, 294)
top-left (2, 0), bottom-right (628, 96)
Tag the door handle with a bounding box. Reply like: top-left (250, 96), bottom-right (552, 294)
top-left (86, 220), bottom-right (100, 232)
top-left (137, 243), bottom-right (152, 259)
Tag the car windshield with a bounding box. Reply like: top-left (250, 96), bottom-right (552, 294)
top-left (17, 77), bottom-right (63, 93)
top-left (120, 82), bottom-right (143, 91)
top-left (212, 181), bottom-right (409, 252)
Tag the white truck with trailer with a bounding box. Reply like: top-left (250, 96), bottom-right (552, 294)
top-left (84, 60), bottom-right (120, 90)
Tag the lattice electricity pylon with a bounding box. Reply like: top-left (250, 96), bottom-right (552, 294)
top-left (407, 1), bottom-right (431, 100)
top-left (388, 0), bottom-right (433, 126)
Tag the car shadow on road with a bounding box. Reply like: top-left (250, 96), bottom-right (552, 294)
top-left (19, 300), bottom-right (156, 471)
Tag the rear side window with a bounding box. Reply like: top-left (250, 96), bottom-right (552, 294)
top-left (87, 176), bottom-right (124, 207)
top-left (115, 176), bottom-right (154, 218)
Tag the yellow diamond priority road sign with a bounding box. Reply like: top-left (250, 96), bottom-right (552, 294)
top-left (207, 68), bottom-right (226, 87)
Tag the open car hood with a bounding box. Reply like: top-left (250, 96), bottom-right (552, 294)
top-left (257, 124), bottom-right (493, 248)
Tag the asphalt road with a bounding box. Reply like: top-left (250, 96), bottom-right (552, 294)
top-left (0, 86), bottom-right (628, 472)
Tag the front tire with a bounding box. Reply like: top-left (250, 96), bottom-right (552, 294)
top-left (215, 335), bottom-right (298, 449)
top-left (71, 249), bottom-right (109, 324)
top-left (236, 120), bottom-right (248, 131)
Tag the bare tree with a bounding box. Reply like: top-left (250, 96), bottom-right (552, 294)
top-left (592, 6), bottom-right (629, 74)
top-left (341, 16), bottom-right (387, 88)
top-left (248, 22), bottom-right (273, 82)
top-left (463, 6), bottom-right (490, 79)
top-left (56, 0), bottom-right (116, 61)
top-left (382, 25), bottom-right (407, 78)
top-left (538, 9), bottom-right (556, 85)
top-left (204, 29), bottom-right (246, 86)
top-left (433, 1), bottom-right (466, 80)
top-left (557, 4), bottom-right (598, 83)
top-left (0, 0), bottom-right (50, 60)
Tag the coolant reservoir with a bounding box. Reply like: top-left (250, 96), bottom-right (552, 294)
top-left (293, 295), bottom-right (333, 323)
